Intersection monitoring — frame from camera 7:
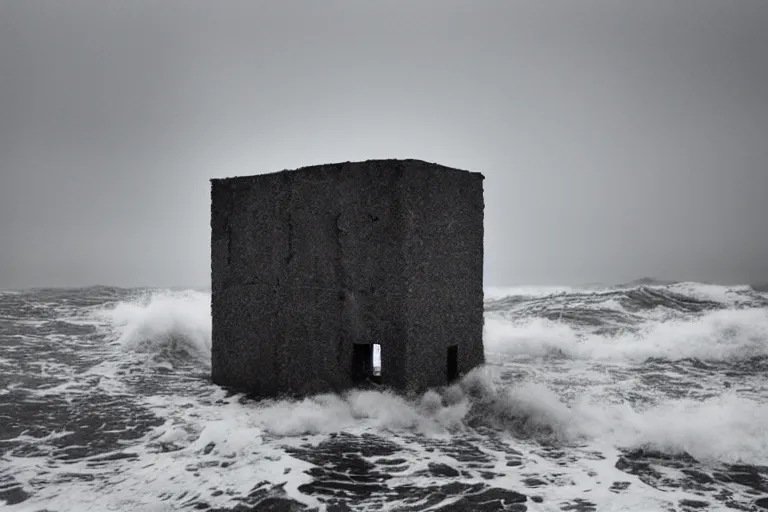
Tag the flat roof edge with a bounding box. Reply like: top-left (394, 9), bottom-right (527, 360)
top-left (210, 159), bottom-right (484, 183)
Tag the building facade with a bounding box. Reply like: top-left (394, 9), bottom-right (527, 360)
top-left (210, 159), bottom-right (484, 398)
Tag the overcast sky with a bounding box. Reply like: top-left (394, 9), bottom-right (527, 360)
top-left (1, 1), bottom-right (767, 289)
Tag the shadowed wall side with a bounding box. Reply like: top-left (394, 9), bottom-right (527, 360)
top-left (398, 162), bottom-right (485, 393)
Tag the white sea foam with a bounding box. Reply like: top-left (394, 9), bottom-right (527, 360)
top-left (485, 307), bottom-right (768, 362)
top-left (7, 284), bottom-right (768, 511)
top-left (6, 384), bottom-right (764, 512)
top-left (257, 388), bottom-right (472, 437)
top-left (51, 284), bottom-right (767, 510)
top-left (95, 289), bottom-right (212, 366)
top-left (4, 363), bottom-right (767, 511)
top-left (88, 289), bottom-right (768, 464)
top-left (93, 284), bottom-right (766, 367)
top-left (136, 366), bottom-right (766, 465)
top-left (460, 376), bottom-right (768, 464)
top-left (596, 392), bottom-right (768, 463)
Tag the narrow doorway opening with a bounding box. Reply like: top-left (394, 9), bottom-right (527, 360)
top-left (352, 343), bottom-right (381, 385)
top-left (372, 343), bottom-right (381, 378)
top-left (447, 345), bottom-right (458, 382)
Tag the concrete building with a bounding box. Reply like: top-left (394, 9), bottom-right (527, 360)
top-left (210, 159), bottom-right (484, 398)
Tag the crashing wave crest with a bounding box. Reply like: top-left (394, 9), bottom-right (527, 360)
top-left (95, 289), bottom-right (212, 367)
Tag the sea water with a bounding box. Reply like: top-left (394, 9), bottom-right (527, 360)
top-left (1, 282), bottom-right (767, 511)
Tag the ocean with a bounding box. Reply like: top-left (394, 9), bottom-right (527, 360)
top-left (1, 282), bottom-right (768, 511)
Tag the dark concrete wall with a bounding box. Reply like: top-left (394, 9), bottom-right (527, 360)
top-left (398, 162), bottom-right (485, 393)
top-left (211, 159), bottom-right (484, 398)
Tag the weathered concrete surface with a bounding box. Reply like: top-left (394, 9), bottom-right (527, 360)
top-left (210, 159), bottom-right (484, 398)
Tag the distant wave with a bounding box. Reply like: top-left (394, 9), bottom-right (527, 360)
top-left (485, 282), bottom-right (767, 327)
top-left (615, 277), bottom-right (680, 287)
top-left (485, 307), bottom-right (768, 362)
top-left (485, 281), bottom-right (768, 364)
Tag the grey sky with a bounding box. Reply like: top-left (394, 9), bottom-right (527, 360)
top-left (1, 0), bottom-right (767, 289)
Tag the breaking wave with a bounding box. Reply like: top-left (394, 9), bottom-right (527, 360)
top-left (5, 282), bottom-right (768, 511)
top-left (87, 282), bottom-right (768, 464)
top-left (485, 307), bottom-right (768, 362)
top-left (95, 282), bottom-right (768, 369)
top-left (95, 289), bottom-right (212, 367)
top-left (228, 366), bottom-right (768, 464)
top-left (485, 282), bottom-right (768, 362)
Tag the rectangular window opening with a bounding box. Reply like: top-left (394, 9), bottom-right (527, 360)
top-left (352, 343), bottom-right (381, 385)
top-left (447, 345), bottom-right (458, 382)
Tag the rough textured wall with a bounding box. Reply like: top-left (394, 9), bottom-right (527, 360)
top-left (211, 159), bottom-right (484, 398)
top-left (398, 162), bottom-right (485, 392)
